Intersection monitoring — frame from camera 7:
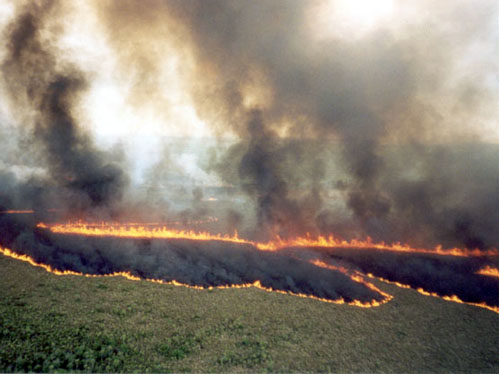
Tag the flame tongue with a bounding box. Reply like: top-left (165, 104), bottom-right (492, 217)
top-left (365, 273), bottom-right (499, 314)
top-left (36, 221), bottom-right (499, 257)
top-left (310, 259), bottom-right (393, 307)
top-left (1, 210), bottom-right (35, 214)
top-left (476, 265), bottom-right (499, 278)
top-left (36, 222), bottom-right (258, 248)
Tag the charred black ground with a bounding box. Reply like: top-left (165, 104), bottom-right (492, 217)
top-left (0, 214), bottom-right (384, 304)
top-left (1, 213), bottom-right (498, 309)
top-left (289, 247), bottom-right (499, 307)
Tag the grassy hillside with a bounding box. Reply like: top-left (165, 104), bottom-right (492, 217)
top-left (1, 253), bottom-right (498, 373)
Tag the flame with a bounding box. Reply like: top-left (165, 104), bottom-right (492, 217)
top-left (202, 197), bottom-right (218, 202)
top-left (310, 259), bottom-right (393, 307)
top-left (36, 221), bottom-right (498, 257)
top-left (74, 217), bottom-right (218, 227)
top-left (476, 265), bottom-right (499, 278)
top-left (2, 244), bottom-right (498, 313)
top-left (365, 273), bottom-right (499, 314)
top-left (1, 210), bottom-right (35, 214)
top-left (0, 246), bottom-right (383, 308)
top-left (0, 209), bottom-right (63, 214)
top-left (37, 222), bottom-right (261, 248)
top-left (272, 234), bottom-right (498, 257)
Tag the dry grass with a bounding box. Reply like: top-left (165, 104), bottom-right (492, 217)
top-left (1, 253), bottom-right (498, 373)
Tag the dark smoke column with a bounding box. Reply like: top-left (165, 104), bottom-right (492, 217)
top-left (148, 0), bottom-right (498, 249)
top-left (1, 1), bottom-right (127, 214)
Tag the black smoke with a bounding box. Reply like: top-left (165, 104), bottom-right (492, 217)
top-left (1, 1), bottom-right (127, 218)
top-left (93, 0), bottom-right (499, 249)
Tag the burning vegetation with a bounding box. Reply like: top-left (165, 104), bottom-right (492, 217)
top-left (0, 214), bottom-right (498, 314)
top-left (0, 0), bottom-right (498, 317)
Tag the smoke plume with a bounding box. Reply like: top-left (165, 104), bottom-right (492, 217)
top-left (1, 1), bottom-right (127, 217)
top-left (91, 0), bottom-right (498, 249)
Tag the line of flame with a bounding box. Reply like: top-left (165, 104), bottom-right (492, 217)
top-left (309, 259), bottom-right (393, 307)
top-left (476, 265), bottom-right (499, 279)
top-left (364, 273), bottom-right (499, 314)
top-left (1, 210), bottom-right (35, 214)
top-left (64, 217), bottom-right (219, 227)
top-left (3, 245), bottom-right (498, 313)
top-left (0, 246), bottom-right (384, 308)
top-left (36, 222), bottom-right (499, 257)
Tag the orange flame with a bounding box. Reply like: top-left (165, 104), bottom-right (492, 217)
top-left (37, 221), bottom-right (261, 248)
top-left (309, 259), bottom-right (393, 307)
top-left (74, 217), bottom-right (218, 227)
top-left (2, 244), bottom-right (498, 313)
top-left (0, 246), bottom-right (383, 308)
top-left (36, 221), bottom-right (498, 257)
top-left (476, 265), bottom-right (499, 278)
top-left (365, 273), bottom-right (499, 314)
top-left (202, 197), bottom-right (218, 202)
top-left (1, 210), bottom-right (35, 214)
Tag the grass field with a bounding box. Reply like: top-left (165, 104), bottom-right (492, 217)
top-left (1, 253), bottom-right (498, 373)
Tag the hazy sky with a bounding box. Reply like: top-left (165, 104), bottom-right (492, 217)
top-left (0, 0), bottom-right (497, 144)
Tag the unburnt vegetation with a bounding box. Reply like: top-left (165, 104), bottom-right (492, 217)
top-left (0, 254), bottom-right (498, 373)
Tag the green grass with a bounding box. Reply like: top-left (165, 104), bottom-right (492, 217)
top-left (0, 254), bottom-right (498, 373)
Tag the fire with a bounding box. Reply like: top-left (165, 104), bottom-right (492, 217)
top-left (202, 197), bottom-right (218, 202)
top-left (7, 220), bottom-right (499, 313)
top-left (476, 265), bottom-right (499, 278)
top-left (74, 217), bottom-right (218, 227)
top-left (0, 246), bottom-right (381, 308)
top-left (365, 273), bottom-right (499, 314)
top-left (0, 209), bottom-right (62, 214)
top-left (274, 234), bottom-right (498, 257)
top-left (310, 259), bottom-right (394, 307)
top-left (2, 244), bottom-right (498, 313)
top-left (36, 221), bottom-right (498, 257)
top-left (0, 210), bottom-right (35, 214)
top-left (36, 222), bottom-right (261, 248)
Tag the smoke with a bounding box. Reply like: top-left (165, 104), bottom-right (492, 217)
top-left (1, 1), bottom-right (127, 217)
top-left (90, 0), bottom-right (498, 249)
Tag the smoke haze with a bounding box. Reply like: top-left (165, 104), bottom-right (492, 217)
top-left (0, 0), bottom-right (498, 305)
top-left (85, 0), bottom-right (498, 248)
